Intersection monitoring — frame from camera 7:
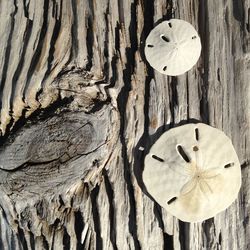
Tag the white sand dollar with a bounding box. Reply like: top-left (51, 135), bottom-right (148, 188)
top-left (143, 123), bottom-right (241, 222)
top-left (144, 19), bottom-right (201, 76)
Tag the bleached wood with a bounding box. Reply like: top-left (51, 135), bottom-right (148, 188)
top-left (0, 0), bottom-right (249, 249)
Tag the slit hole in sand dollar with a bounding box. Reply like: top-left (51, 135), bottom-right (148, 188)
top-left (147, 44), bottom-right (154, 48)
top-left (160, 35), bottom-right (170, 42)
top-left (167, 197), bottom-right (177, 205)
top-left (195, 128), bottom-right (199, 141)
top-left (224, 163), bottom-right (234, 168)
top-left (192, 36), bottom-right (197, 39)
top-left (152, 154), bottom-right (164, 162)
top-left (177, 145), bottom-right (190, 163)
top-left (168, 22), bottom-right (172, 28)
top-left (163, 66), bottom-right (167, 71)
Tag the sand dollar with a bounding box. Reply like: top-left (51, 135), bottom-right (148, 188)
top-left (143, 123), bottom-right (241, 222)
top-left (145, 19), bottom-right (201, 76)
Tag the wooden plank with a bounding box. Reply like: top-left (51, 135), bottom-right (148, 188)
top-left (0, 0), bottom-right (249, 249)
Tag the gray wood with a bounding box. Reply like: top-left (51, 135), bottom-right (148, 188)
top-left (0, 0), bottom-right (249, 249)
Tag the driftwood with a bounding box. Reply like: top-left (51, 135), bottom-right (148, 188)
top-left (0, 0), bottom-right (249, 249)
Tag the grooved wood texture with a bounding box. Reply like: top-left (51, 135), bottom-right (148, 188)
top-left (0, 0), bottom-right (249, 249)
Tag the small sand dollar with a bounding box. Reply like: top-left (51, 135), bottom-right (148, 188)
top-left (144, 19), bottom-right (201, 76)
top-left (143, 123), bottom-right (241, 222)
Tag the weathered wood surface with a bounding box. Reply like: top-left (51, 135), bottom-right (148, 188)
top-left (0, 0), bottom-right (249, 249)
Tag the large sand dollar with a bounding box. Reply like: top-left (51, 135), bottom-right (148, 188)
top-left (143, 123), bottom-right (242, 222)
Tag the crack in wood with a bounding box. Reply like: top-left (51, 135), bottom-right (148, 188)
top-left (0, 0), bottom-right (18, 109)
top-left (198, 0), bottom-right (210, 124)
top-left (63, 226), bottom-right (71, 250)
top-left (23, 0), bottom-right (50, 94)
top-left (90, 185), bottom-right (103, 250)
top-left (74, 211), bottom-right (85, 249)
top-left (103, 169), bottom-right (118, 250)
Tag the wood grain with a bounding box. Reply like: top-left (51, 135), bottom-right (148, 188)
top-left (0, 0), bottom-right (249, 249)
